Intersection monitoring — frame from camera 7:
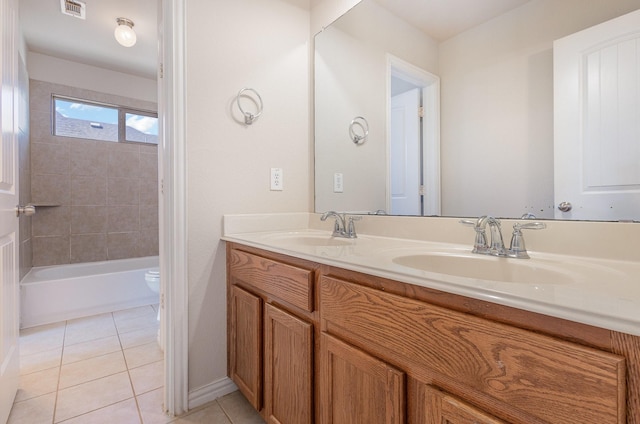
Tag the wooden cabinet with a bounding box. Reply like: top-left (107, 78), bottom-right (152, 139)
top-left (320, 333), bottom-right (405, 424)
top-left (264, 303), bottom-right (313, 424)
top-left (229, 285), bottom-right (262, 410)
top-left (424, 385), bottom-right (507, 424)
top-left (228, 246), bottom-right (316, 423)
top-left (227, 243), bottom-right (638, 424)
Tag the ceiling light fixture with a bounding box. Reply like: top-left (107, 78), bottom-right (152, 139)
top-left (114, 17), bottom-right (137, 47)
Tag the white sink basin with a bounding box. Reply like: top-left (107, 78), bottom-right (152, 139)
top-left (392, 253), bottom-right (574, 285)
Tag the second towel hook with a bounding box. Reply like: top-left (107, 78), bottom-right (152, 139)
top-left (349, 116), bottom-right (369, 144)
top-left (236, 88), bottom-right (263, 125)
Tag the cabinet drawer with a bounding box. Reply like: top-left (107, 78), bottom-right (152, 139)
top-left (229, 249), bottom-right (314, 312)
top-left (321, 276), bottom-right (626, 424)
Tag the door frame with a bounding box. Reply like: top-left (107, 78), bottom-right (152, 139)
top-left (160, 0), bottom-right (189, 416)
top-left (386, 54), bottom-right (441, 216)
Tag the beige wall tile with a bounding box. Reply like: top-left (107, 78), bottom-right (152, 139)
top-left (138, 230), bottom-right (159, 257)
top-left (71, 206), bottom-right (107, 234)
top-left (107, 232), bottom-right (139, 260)
top-left (32, 174), bottom-right (70, 205)
top-left (71, 176), bottom-right (107, 206)
top-left (140, 205), bottom-right (159, 230)
top-left (31, 142), bottom-right (69, 175)
top-left (32, 235), bottom-right (70, 266)
top-left (70, 234), bottom-right (107, 263)
top-left (107, 178), bottom-right (140, 205)
top-left (32, 206), bottom-right (70, 237)
top-left (140, 152), bottom-right (158, 178)
top-left (69, 139), bottom-right (108, 177)
top-left (139, 178), bottom-right (158, 206)
top-left (29, 109), bottom-right (55, 144)
top-left (107, 205), bottom-right (139, 232)
top-left (109, 148), bottom-right (140, 178)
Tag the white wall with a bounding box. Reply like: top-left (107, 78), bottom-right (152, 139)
top-left (185, 0), bottom-right (311, 392)
top-left (26, 52), bottom-right (157, 103)
top-left (439, 0), bottom-right (640, 218)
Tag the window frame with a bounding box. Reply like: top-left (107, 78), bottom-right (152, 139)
top-left (52, 95), bottom-right (158, 145)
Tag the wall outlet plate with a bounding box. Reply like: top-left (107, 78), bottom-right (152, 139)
top-left (271, 168), bottom-right (283, 191)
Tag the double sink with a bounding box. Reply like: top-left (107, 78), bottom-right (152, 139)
top-left (258, 230), bottom-right (587, 286)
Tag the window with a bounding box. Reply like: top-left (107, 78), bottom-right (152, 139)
top-left (53, 96), bottom-right (158, 144)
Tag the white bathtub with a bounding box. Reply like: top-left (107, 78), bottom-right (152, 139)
top-left (20, 256), bottom-right (159, 328)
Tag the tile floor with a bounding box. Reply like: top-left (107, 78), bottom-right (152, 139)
top-left (8, 305), bottom-right (264, 424)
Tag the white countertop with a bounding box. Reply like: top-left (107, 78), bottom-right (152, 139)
top-left (222, 213), bottom-right (640, 337)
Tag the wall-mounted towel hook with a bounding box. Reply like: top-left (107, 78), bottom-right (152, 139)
top-left (236, 88), bottom-right (263, 125)
top-left (349, 116), bottom-right (369, 144)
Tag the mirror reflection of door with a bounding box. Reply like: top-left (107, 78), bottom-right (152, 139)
top-left (388, 56), bottom-right (441, 216)
top-left (391, 86), bottom-right (422, 215)
top-left (554, 8), bottom-right (640, 221)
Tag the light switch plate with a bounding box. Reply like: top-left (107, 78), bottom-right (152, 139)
top-left (333, 172), bottom-right (343, 193)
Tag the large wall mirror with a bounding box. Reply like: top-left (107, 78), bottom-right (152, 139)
top-left (314, 0), bottom-right (640, 221)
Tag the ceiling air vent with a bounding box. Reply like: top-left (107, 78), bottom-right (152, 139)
top-left (60, 0), bottom-right (86, 19)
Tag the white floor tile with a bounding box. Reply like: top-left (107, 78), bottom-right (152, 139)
top-left (124, 341), bottom-right (163, 369)
top-left (64, 315), bottom-right (118, 346)
top-left (119, 325), bottom-right (158, 350)
top-left (217, 391), bottom-right (265, 424)
top-left (174, 402), bottom-right (231, 424)
top-left (137, 388), bottom-right (175, 424)
top-left (129, 360), bottom-right (163, 395)
top-left (15, 366), bottom-right (60, 402)
top-left (20, 347), bottom-right (62, 375)
top-left (19, 322), bottom-right (66, 356)
top-left (62, 335), bottom-right (122, 364)
top-left (7, 392), bottom-right (56, 424)
top-left (59, 398), bottom-right (141, 424)
top-left (54, 372), bottom-right (134, 422)
top-left (59, 350), bottom-right (127, 389)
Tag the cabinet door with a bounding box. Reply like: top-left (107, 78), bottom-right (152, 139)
top-left (424, 385), bottom-right (507, 424)
top-left (320, 333), bottom-right (405, 424)
top-left (264, 303), bottom-right (313, 424)
top-left (229, 285), bottom-right (263, 410)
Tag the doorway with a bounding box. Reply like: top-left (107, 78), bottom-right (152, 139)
top-left (387, 55), bottom-right (441, 216)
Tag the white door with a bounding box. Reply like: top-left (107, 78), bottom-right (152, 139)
top-left (554, 9), bottom-right (640, 220)
top-left (390, 88), bottom-right (421, 215)
top-left (0, 0), bottom-right (20, 421)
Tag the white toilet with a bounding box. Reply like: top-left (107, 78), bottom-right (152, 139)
top-left (145, 267), bottom-right (162, 348)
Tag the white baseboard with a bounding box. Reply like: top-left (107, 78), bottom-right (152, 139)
top-left (188, 377), bottom-right (238, 410)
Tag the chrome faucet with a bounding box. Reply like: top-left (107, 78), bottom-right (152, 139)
top-left (321, 211), bottom-right (361, 238)
top-left (460, 216), bottom-right (546, 258)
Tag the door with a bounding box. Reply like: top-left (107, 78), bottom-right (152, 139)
top-left (264, 304), bottom-right (312, 424)
top-left (0, 0), bottom-right (20, 421)
top-left (320, 333), bottom-right (405, 424)
top-left (390, 88), bottom-right (421, 215)
top-left (229, 286), bottom-right (263, 411)
top-left (554, 9), bottom-right (640, 220)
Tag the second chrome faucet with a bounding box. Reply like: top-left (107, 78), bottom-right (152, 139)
top-left (321, 211), bottom-right (361, 238)
top-left (460, 215), bottom-right (546, 259)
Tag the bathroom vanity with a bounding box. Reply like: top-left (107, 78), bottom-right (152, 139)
top-left (224, 214), bottom-right (640, 424)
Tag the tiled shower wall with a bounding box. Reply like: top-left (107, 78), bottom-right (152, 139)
top-left (29, 80), bottom-right (159, 267)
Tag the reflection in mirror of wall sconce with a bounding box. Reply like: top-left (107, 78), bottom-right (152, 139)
top-left (349, 116), bottom-right (369, 145)
top-left (236, 88), bottom-right (263, 125)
